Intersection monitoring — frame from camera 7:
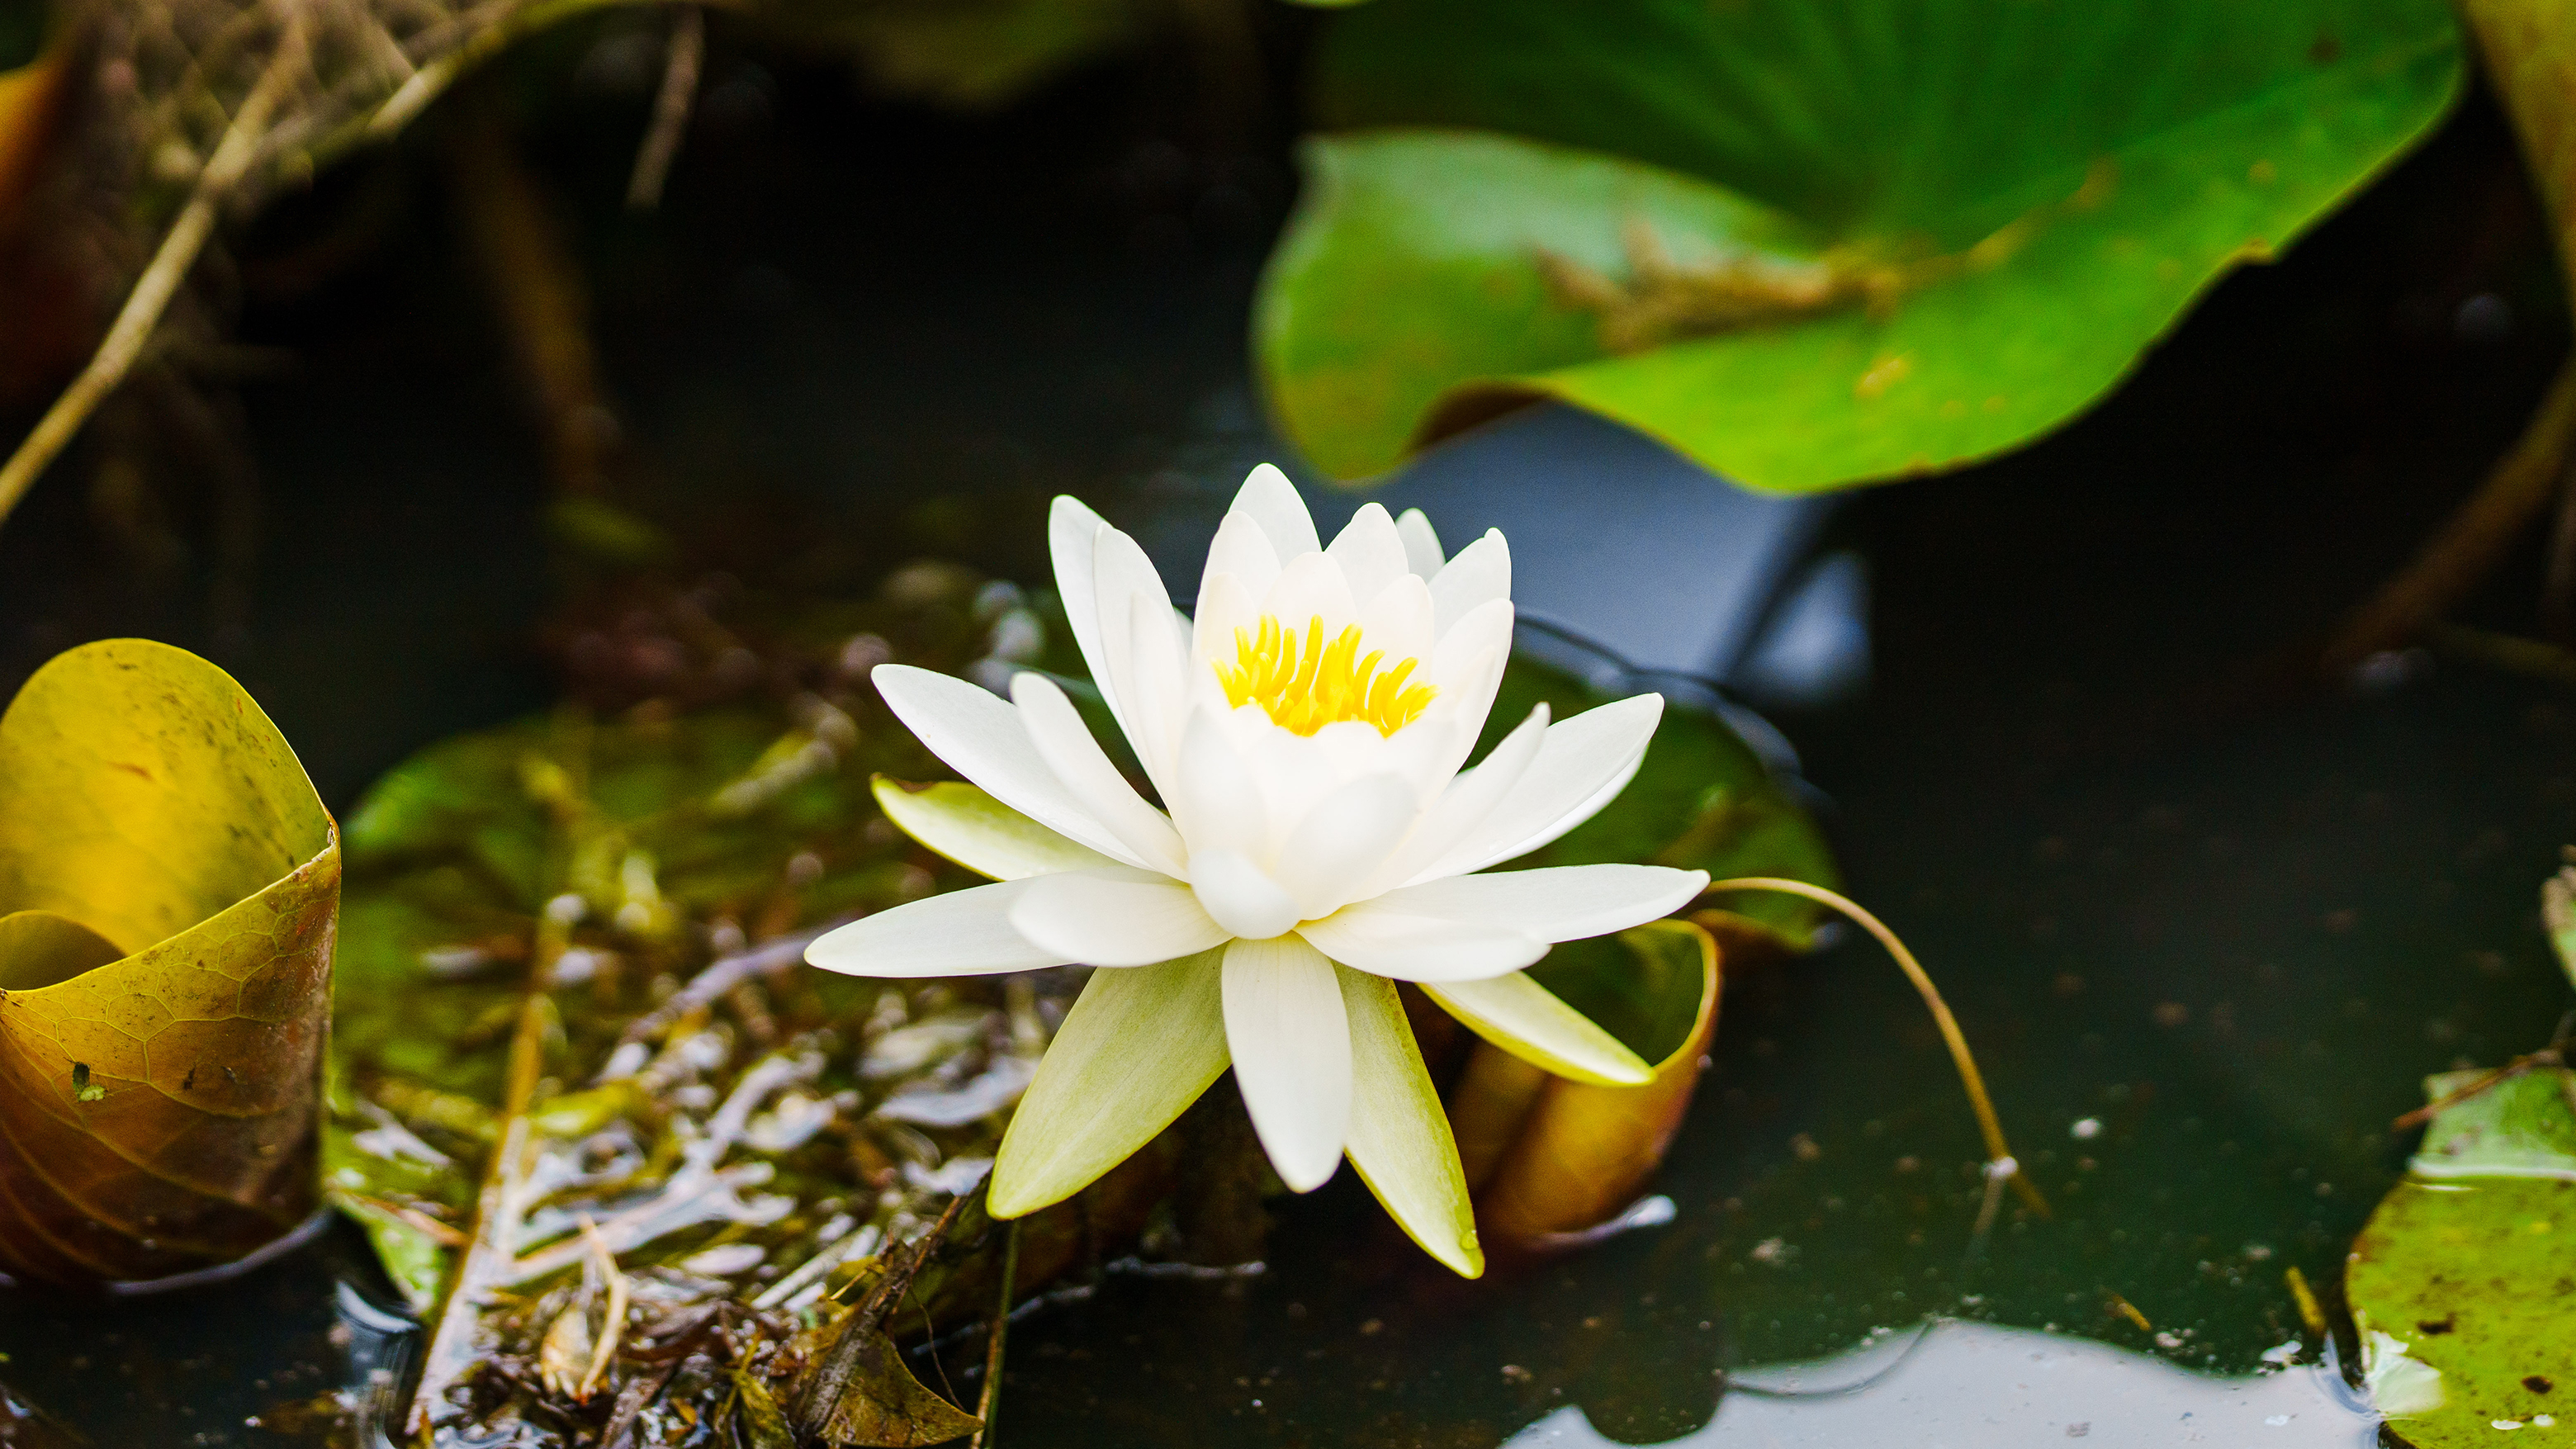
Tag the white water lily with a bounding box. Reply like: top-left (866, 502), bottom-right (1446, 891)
top-left (807, 465), bottom-right (1707, 1276)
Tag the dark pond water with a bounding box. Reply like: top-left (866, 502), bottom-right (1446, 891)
top-left (0, 27), bottom-right (2569, 1447)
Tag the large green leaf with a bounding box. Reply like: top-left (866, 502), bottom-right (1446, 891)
top-left (0, 640), bottom-right (339, 1285)
top-left (2346, 1068), bottom-right (2576, 1445)
top-left (1258, 0), bottom-right (2463, 489)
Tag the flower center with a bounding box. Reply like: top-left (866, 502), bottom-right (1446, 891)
top-left (1214, 613), bottom-right (1436, 737)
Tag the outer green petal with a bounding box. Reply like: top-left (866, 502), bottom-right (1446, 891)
top-left (1421, 971), bottom-right (1651, 1087)
top-left (872, 776), bottom-right (1117, 881)
top-left (1338, 965), bottom-right (1484, 1277)
top-left (988, 949), bottom-right (1229, 1217)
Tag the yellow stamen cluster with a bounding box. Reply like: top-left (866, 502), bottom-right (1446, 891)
top-left (1215, 613), bottom-right (1436, 736)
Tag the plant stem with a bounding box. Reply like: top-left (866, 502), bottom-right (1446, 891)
top-left (625, 6), bottom-right (704, 211)
top-left (1702, 877), bottom-right (2049, 1218)
top-left (969, 1219), bottom-right (1021, 1449)
top-left (0, 11), bottom-right (308, 537)
top-left (2318, 356), bottom-right (2576, 677)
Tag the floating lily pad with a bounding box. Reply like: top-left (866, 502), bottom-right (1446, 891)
top-left (1259, 0), bottom-right (2463, 490)
top-left (2346, 1068), bottom-right (2576, 1445)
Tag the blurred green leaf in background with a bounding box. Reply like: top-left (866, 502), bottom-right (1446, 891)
top-left (1258, 0), bottom-right (2465, 491)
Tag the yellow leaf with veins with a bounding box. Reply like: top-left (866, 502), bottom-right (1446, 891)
top-left (0, 639), bottom-right (339, 1285)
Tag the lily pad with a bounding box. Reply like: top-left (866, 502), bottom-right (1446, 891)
top-left (1258, 0), bottom-right (2463, 490)
top-left (2346, 1068), bottom-right (2576, 1445)
top-left (0, 640), bottom-right (340, 1285)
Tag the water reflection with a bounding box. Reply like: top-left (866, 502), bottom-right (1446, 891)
top-left (1505, 1319), bottom-right (2376, 1449)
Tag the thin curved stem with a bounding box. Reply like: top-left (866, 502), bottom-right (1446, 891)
top-left (1702, 877), bottom-right (2049, 1218)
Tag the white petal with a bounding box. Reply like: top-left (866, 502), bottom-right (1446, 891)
top-left (1222, 935), bottom-right (1351, 1192)
top-left (870, 778), bottom-right (1116, 881)
top-left (1367, 864), bottom-right (1707, 943)
top-left (1327, 502), bottom-right (1410, 607)
top-left (1172, 705), bottom-right (1270, 858)
top-left (989, 950), bottom-right (1229, 1218)
top-left (1338, 965), bottom-right (1481, 1276)
top-left (1008, 867), bottom-right (1232, 966)
top-left (1395, 508), bottom-right (1444, 579)
top-left (1196, 510), bottom-right (1281, 619)
top-left (1428, 596), bottom-right (1515, 694)
top-left (1355, 572), bottom-right (1436, 669)
top-left (1257, 551), bottom-right (1360, 637)
top-left (1010, 673), bottom-right (1186, 874)
top-left (807, 880), bottom-right (1066, 977)
top-left (1091, 536), bottom-right (1189, 793)
top-left (1231, 462), bottom-right (1322, 561)
top-left (1366, 703), bottom-right (1549, 893)
top-left (873, 665), bottom-right (1147, 869)
top-left (1419, 971), bottom-right (1652, 1086)
top-left (1049, 495), bottom-right (1119, 723)
top-left (1411, 694), bottom-right (1663, 881)
top-left (1188, 849), bottom-right (1304, 940)
top-left (1192, 570), bottom-right (1262, 671)
top-left (1271, 773), bottom-right (1419, 920)
top-left (1428, 528), bottom-right (1510, 636)
top-left (1295, 907), bottom-right (1545, 983)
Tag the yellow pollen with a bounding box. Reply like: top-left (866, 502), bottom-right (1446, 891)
top-left (1213, 613), bottom-right (1436, 736)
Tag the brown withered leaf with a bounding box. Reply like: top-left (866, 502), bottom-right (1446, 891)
top-left (0, 639), bottom-right (339, 1284)
top-left (812, 1328), bottom-right (983, 1448)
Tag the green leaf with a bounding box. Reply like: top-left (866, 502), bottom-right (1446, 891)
top-left (1489, 655), bottom-right (1838, 946)
top-left (1261, 0), bottom-right (2464, 490)
top-left (1338, 964), bottom-right (1482, 1277)
top-left (2345, 1068), bottom-right (2576, 1442)
top-left (870, 776), bottom-right (1115, 882)
top-left (989, 950), bottom-right (1229, 1218)
top-left (0, 640), bottom-right (340, 1286)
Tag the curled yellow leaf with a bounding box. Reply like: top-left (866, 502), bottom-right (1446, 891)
top-left (1460, 918), bottom-right (1720, 1246)
top-left (0, 640), bottom-right (339, 1285)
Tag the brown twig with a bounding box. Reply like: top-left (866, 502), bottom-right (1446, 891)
top-left (0, 7), bottom-right (308, 534)
top-left (624, 5), bottom-right (703, 211)
top-left (451, 111), bottom-right (617, 498)
top-left (2320, 356), bottom-right (2576, 678)
top-left (794, 1191), bottom-right (973, 1437)
top-left (968, 1219), bottom-right (1021, 1449)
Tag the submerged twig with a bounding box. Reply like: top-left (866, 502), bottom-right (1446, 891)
top-left (625, 5), bottom-right (704, 210)
top-left (410, 993), bottom-right (551, 1441)
top-left (1702, 877), bottom-right (2049, 1218)
top-left (969, 1219), bottom-right (1021, 1449)
top-left (612, 923), bottom-right (842, 1053)
top-left (0, 8), bottom-right (309, 533)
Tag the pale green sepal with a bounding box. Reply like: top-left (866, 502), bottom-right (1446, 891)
top-left (987, 949), bottom-right (1229, 1218)
top-left (1421, 971), bottom-right (1651, 1087)
top-left (871, 775), bottom-right (1115, 881)
top-left (1338, 964), bottom-right (1485, 1277)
